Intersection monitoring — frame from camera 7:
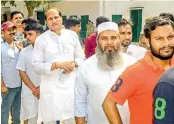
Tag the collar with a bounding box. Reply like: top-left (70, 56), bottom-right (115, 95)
top-left (48, 28), bottom-right (64, 36)
top-left (28, 44), bottom-right (34, 49)
top-left (16, 32), bottom-right (24, 36)
top-left (143, 50), bottom-right (174, 71)
top-left (126, 44), bottom-right (133, 52)
top-left (5, 41), bottom-right (16, 49)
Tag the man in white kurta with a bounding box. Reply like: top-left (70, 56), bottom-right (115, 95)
top-left (75, 22), bottom-right (136, 124)
top-left (124, 44), bottom-right (146, 60)
top-left (16, 23), bottom-right (43, 124)
top-left (32, 8), bottom-right (84, 124)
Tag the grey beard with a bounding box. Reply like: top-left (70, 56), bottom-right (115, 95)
top-left (96, 45), bottom-right (123, 71)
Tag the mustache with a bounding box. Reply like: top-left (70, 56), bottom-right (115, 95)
top-left (16, 20), bottom-right (22, 23)
top-left (104, 46), bottom-right (115, 50)
top-left (122, 39), bottom-right (131, 42)
top-left (10, 33), bottom-right (15, 36)
top-left (52, 23), bottom-right (59, 26)
top-left (159, 46), bottom-right (174, 50)
top-left (169, 45), bottom-right (174, 48)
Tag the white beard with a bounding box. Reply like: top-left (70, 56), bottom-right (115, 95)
top-left (96, 44), bottom-right (123, 71)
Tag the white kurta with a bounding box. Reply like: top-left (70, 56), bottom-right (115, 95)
top-left (16, 45), bottom-right (41, 120)
top-left (32, 29), bottom-right (85, 123)
top-left (126, 44), bottom-right (146, 60)
top-left (75, 54), bottom-right (136, 124)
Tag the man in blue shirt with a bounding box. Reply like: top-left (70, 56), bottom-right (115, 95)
top-left (1, 21), bottom-right (22, 124)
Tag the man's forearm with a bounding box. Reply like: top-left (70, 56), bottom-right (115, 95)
top-left (102, 96), bottom-right (123, 124)
top-left (75, 117), bottom-right (86, 124)
top-left (1, 75), bottom-right (8, 94)
top-left (19, 70), bottom-right (35, 90)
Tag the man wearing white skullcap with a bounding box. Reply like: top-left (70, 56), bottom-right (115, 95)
top-left (74, 22), bottom-right (136, 124)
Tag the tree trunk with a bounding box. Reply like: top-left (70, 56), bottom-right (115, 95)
top-left (27, 6), bottom-right (34, 17)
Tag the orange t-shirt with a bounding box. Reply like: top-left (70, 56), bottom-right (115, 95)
top-left (108, 51), bottom-right (174, 124)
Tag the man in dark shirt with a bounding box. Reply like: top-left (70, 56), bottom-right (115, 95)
top-left (154, 66), bottom-right (174, 124)
top-left (154, 13), bottom-right (174, 124)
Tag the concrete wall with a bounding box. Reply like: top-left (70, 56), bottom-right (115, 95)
top-left (2, 1), bottom-right (174, 25)
top-left (105, 1), bottom-right (174, 28)
top-left (49, 1), bottom-right (101, 23)
top-left (49, 1), bottom-right (174, 28)
top-left (1, 1), bottom-right (48, 20)
top-left (1, 1), bottom-right (28, 18)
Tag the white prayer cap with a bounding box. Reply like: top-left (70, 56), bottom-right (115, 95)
top-left (97, 22), bottom-right (119, 35)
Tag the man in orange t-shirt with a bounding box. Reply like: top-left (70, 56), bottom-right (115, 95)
top-left (102, 16), bottom-right (174, 124)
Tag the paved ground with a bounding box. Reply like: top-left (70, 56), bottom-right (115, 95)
top-left (8, 116), bottom-right (63, 124)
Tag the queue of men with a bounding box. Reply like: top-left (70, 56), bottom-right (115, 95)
top-left (1, 8), bottom-right (174, 124)
top-left (103, 16), bottom-right (174, 124)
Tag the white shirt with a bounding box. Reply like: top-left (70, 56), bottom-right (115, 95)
top-left (1, 42), bottom-right (21, 88)
top-left (125, 44), bottom-right (146, 60)
top-left (32, 29), bottom-right (85, 123)
top-left (16, 45), bottom-right (41, 120)
top-left (16, 45), bottom-right (41, 97)
top-left (75, 53), bottom-right (136, 124)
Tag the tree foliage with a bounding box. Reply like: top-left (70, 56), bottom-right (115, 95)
top-left (2, 1), bottom-right (17, 7)
top-left (2, 0), bottom-right (58, 17)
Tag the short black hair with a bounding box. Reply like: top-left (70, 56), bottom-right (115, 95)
top-left (11, 11), bottom-right (24, 20)
top-left (25, 23), bottom-right (44, 33)
top-left (159, 13), bottom-right (174, 22)
top-left (65, 16), bottom-right (81, 29)
top-left (117, 18), bottom-right (133, 27)
top-left (44, 8), bottom-right (62, 20)
top-left (96, 16), bottom-right (110, 27)
top-left (22, 18), bottom-right (37, 25)
top-left (144, 16), bottom-right (174, 39)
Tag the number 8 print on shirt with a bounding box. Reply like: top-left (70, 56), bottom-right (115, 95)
top-left (154, 97), bottom-right (166, 120)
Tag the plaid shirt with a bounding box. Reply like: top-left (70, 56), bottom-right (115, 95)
top-left (14, 32), bottom-right (29, 47)
top-left (14, 32), bottom-right (25, 42)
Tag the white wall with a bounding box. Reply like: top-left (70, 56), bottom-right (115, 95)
top-left (105, 1), bottom-right (132, 19)
top-left (140, 1), bottom-right (174, 26)
top-left (105, 1), bottom-right (174, 28)
top-left (49, 1), bottom-right (101, 23)
top-left (50, 1), bottom-right (174, 27)
top-left (2, 1), bottom-right (174, 25)
top-left (2, 1), bottom-right (28, 18)
top-left (1, 1), bottom-right (49, 19)
top-left (105, 1), bottom-right (174, 17)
